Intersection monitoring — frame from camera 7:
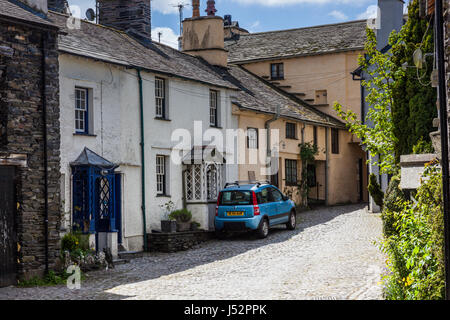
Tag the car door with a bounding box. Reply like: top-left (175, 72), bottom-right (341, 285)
top-left (268, 187), bottom-right (283, 226)
top-left (277, 188), bottom-right (292, 223)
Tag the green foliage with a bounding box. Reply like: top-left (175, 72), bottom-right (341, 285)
top-left (382, 175), bottom-right (407, 237)
top-left (298, 142), bottom-right (319, 207)
top-left (368, 173), bottom-right (384, 209)
top-left (61, 233), bottom-right (80, 253)
top-left (169, 209), bottom-right (192, 223)
top-left (17, 270), bottom-right (73, 288)
top-left (390, 0), bottom-right (437, 158)
top-left (334, 27), bottom-right (397, 175)
top-left (380, 163), bottom-right (445, 300)
top-left (412, 137), bottom-right (434, 154)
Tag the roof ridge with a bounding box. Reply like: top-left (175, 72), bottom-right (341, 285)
top-left (234, 19), bottom-right (367, 38)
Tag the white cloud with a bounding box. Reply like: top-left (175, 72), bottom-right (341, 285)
top-left (357, 5), bottom-right (379, 20)
top-left (248, 20), bottom-right (261, 32)
top-left (152, 27), bottom-right (180, 49)
top-left (328, 10), bottom-right (348, 21)
top-left (230, 0), bottom-right (369, 6)
top-left (152, 0), bottom-right (179, 14)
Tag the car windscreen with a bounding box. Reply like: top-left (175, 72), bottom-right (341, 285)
top-left (220, 191), bottom-right (252, 206)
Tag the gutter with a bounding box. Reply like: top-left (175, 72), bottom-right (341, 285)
top-left (136, 68), bottom-right (148, 252)
top-left (265, 106), bottom-right (281, 176)
top-left (41, 32), bottom-right (49, 274)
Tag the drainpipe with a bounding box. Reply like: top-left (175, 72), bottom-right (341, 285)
top-left (264, 106), bottom-right (281, 180)
top-left (136, 68), bottom-right (148, 252)
top-left (41, 32), bottom-right (49, 274)
top-left (325, 127), bottom-right (329, 206)
top-left (435, 0), bottom-right (450, 300)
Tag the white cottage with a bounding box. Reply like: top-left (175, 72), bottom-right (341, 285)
top-left (50, 6), bottom-right (239, 254)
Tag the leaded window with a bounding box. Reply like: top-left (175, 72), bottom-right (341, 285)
top-left (270, 63), bottom-right (284, 80)
top-left (75, 88), bottom-right (88, 134)
top-left (247, 128), bottom-right (258, 149)
top-left (331, 128), bottom-right (340, 154)
top-left (286, 122), bottom-right (296, 139)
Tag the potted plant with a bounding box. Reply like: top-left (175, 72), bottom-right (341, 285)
top-left (159, 201), bottom-right (177, 233)
top-left (191, 221), bottom-right (201, 231)
top-left (169, 209), bottom-right (193, 232)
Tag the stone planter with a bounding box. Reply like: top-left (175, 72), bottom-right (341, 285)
top-left (430, 130), bottom-right (441, 159)
top-left (161, 220), bottom-right (177, 233)
top-left (176, 222), bottom-right (191, 232)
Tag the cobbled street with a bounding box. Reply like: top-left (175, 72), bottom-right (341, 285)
top-left (0, 204), bottom-right (385, 300)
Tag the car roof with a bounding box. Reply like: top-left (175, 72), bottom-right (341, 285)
top-left (220, 184), bottom-right (272, 192)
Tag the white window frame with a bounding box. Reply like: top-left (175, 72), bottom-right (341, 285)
top-left (210, 90), bottom-right (219, 127)
top-left (155, 78), bottom-right (166, 118)
top-left (75, 87), bottom-right (88, 134)
top-left (156, 155), bottom-right (166, 195)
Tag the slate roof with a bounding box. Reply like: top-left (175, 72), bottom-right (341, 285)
top-left (223, 66), bottom-right (345, 128)
top-left (225, 20), bottom-right (367, 63)
top-left (70, 147), bottom-right (117, 169)
top-left (48, 12), bottom-right (237, 90)
top-left (0, 0), bottom-right (58, 29)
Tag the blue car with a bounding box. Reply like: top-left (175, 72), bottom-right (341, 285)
top-left (215, 181), bottom-right (297, 239)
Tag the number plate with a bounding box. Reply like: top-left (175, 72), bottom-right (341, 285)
top-left (227, 212), bottom-right (245, 217)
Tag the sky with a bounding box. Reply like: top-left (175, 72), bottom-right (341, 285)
top-left (66, 0), bottom-right (410, 49)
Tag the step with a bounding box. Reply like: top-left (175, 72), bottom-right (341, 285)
top-left (118, 251), bottom-right (144, 260)
top-left (113, 258), bottom-right (129, 266)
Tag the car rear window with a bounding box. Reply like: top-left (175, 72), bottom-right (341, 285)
top-left (220, 191), bottom-right (252, 206)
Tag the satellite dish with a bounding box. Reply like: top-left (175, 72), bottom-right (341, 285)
top-left (413, 48), bottom-right (423, 69)
top-left (86, 8), bottom-right (96, 22)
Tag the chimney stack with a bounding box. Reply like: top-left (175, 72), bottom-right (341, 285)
top-left (182, 0), bottom-right (228, 67)
top-left (98, 0), bottom-right (152, 42)
top-left (18, 0), bottom-right (48, 14)
top-left (377, 0), bottom-right (405, 50)
top-left (48, 0), bottom-right (69, 14)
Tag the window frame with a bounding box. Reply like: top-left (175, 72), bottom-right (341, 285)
top-left (286, 122), bottom-right (297, 140)
top-left (285, 159), bottom-right (298, 186)
top-left (156, 155), bottom-right (166, 195)
top-left (313, 126), bottom-right (318, 147)
top-left (209, 89), bottom-right (219, 127)
top-left (331, 128), bottom-right (340, 154)
top-left (155, 77), bottom-right (167, 119)
top-left (75, 87), bottom-right (89, 134)
top-left (247, 127), bottom-right (259, 149)
top-left (270, 63), bottom-right (284, 80)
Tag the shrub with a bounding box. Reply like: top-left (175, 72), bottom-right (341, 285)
top-left (368, 173), bottom-right (384, 209)
top-left (382, 175), bottom-right (407, 237)
top-left (412, 137), bottom-right (434, 154)
top-left (61, 233), bottom-right (80, 253)
top-left (169, 209), bottom-right (192, 223)
top-left (380, 163), bottom-right (445, 300)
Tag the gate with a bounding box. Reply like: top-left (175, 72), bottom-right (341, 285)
top-left (0, 166), bottom-right (16, 287)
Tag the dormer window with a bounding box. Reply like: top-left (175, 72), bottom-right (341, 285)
top-left (315, 90), bottom-right (328, 105)
top-left (270, 63), bottom-right (284, 80)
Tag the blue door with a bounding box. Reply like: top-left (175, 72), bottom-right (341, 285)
top-left (115, 173), bottom-right (122, 244)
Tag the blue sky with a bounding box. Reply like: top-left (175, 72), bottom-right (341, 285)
top-left (67, 0), bottom-right (408, 48)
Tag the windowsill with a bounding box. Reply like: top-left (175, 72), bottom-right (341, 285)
top-left (73, 133), bottom-right (97, 137)
top-left (157, 194), bottom-right (171, 198)
top-left (155, 117), bottom-right (171, 122)
top-left (210, 125), bottom-right (223, 129)
top-left (271, 77), bottom-right (285, 81)
top-left (286, 137), bottom-right (298, 140)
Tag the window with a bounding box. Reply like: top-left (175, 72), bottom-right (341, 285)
top-left (331, 128), bottom-right (340, 154)
top-left (220, 190), bottom-right (252, 205)
top-left (156, 155), bottom-right (166, 195)
top-left (315, 90), bottom-right (328, 105)
top-left (286, 122), bottom-right (296, 139)
top-left (269, 187), bottom-right (283, 202)
top-left (75, 88), bottom-right (89, 134)
top-left (313, 126), bottom-right (318, 147)
top-left (247, 128), bottom-right (258, 149)
top-left (307, 164), bottom-right (317, 187)
top-left (270, 63), bottom-right (284, 80)
top-left (155, 78), bottom-right (166, 119)
top-left (257, 188), bottom-right (270, 204)
top-left (285, 159), bottom-right (298, 186)
top-left (210, 90), bottom-right (219, 127)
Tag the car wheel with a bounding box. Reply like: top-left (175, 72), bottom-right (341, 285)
top-left (286, 211), bottom-right (296, 230)
top-left (256, 218), bottom-right (269, 239)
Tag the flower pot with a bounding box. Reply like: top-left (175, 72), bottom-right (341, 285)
top-left (190, 223), bottom-right (199, 231)
top-left (176, 222), bottom-right (191, 232)
top-left (161, 220), bottom-right (177, 233)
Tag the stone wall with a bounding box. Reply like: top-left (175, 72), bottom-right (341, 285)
top-left (0, 20), bottom-right (61, 279)
top-left (147, 231), bottom-right (214, 253)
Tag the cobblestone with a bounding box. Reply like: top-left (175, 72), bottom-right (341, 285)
top-left (0, 204), bottom-right (385, 300)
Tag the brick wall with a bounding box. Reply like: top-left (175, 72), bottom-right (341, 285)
top-left (0, 20), bottom-right (61, 279)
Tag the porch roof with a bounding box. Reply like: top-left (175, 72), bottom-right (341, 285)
top-left (70, 147), bottom-right (117, 170)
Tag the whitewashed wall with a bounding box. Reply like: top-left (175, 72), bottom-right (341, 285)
top-left (59, 54), bottom-right (238, 251)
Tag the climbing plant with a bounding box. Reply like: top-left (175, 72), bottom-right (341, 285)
top-left (298, 142), bottom-right (319, 207)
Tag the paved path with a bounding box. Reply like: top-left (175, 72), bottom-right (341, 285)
top-left (0, 204), bottom-right (385, 300)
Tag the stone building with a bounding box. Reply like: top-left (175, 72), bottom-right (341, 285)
top-left (0, 0), bottom-right (61, 285)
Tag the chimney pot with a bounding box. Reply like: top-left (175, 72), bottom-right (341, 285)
top-left (192, 0), bottom-right (200, 17)
top-left (205, 0), bottom-right (217, 16)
